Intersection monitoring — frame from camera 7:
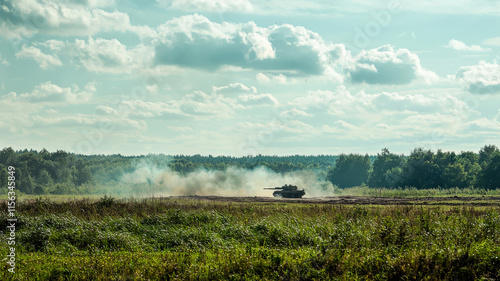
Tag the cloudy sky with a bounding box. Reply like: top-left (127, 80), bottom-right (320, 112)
top-left (0, 0), bottom-right (499, 156)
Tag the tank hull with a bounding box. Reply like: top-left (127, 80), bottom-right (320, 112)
top-left (272, 190), bottom-right (305, 198)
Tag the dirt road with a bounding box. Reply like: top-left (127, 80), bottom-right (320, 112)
top-left (171, 195), bottom-right (500, 206)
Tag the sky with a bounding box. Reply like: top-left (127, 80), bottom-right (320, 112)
top-left (0, 0), bottom-right (499, 156)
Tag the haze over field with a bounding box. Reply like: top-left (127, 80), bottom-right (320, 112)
top-left (119, 161), bottom-right (332, 197)
top-left (0, 0), bottom-right (499, 156)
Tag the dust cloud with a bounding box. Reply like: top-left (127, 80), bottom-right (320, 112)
top-left (119, 161), bottom-right (333, 198)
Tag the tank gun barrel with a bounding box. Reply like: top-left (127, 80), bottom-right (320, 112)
top-left (263, 187), bottom-right (282, 190)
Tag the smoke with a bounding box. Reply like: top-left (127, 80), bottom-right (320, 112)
top-left (119, 161), bottom-right (333, 197)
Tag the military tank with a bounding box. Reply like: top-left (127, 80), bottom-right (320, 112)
top-left (264, 184), bottom-right (305, 198)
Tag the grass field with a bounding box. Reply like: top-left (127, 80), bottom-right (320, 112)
top-left (1, 194), bottom-right (500, 280)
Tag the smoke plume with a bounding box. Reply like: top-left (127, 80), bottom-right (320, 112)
top-left (119, 161), bottom-right (333, 197)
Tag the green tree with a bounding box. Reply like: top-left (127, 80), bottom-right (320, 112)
top-left (0, 165), bottom-right (8, 189)
top-left (16, 163), bottom-right (34, 194)
top-left (479, 145), bottom-right (500, 168)
top-left (479, 154), bottom-right (500, 189)
top-left (442, 163), bottom-right (467, 188)
top-left (38, 169), bottom-right (53, 186)
top-left (400, 148), bottom-right (440, 189)
top-left (0, 147), bottom-right (17, 166)
top-left (384, 167), bottom-right (403, 189)
top-left (457, 151), bottom-right (481, 187)
top-left (368, 148), bottom-right (405, 188)
top-left (74, 159), bottom-right (92, 186)
top-left (327, 154), bottom-right (371, 188)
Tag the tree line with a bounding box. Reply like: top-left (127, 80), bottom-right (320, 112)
top-left (0, 145), bottom-right (499, 195)
top-left (327, 145), bottom-right (500, 190)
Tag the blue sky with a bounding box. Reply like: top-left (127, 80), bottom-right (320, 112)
top-left (0, 0), bottom-right (499, 156)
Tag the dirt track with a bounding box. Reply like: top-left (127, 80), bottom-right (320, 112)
top-left (171, 195), bottom-right (500, 206)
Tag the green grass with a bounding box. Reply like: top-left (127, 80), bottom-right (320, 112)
top-left (1, 197), bottom-right (499, 280)
top-left (332, 186), bottom-right (500, 198)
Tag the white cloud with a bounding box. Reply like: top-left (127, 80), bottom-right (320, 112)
top-left (465, 117), bottom-right (500, 131)
top-left (64, 0), bottom-right (116, 8)
top-left (15, 45), bottom-right (62, 69)
top-left (39, 39), bottom-right (66, 51)
top-left (256, 73), bottom-right (288, 84)
top-left (165, 125), bottom-right (193, 133)
top-left (213, 83), bottom-right (257, 95)
top-left (281, 85), bottom-right (480, 143)
top-left (289, 86), bottom-right (357, 114)
top-left (27, 37), bottom-right (154, 74)
top-left (102, 90), bottom-right (240, 120)
top-left (280, 108), bottom-right (311, 117)
top-left (239, 93), bottom-right (279, 107)
top-left (32, 114), bottom-right (146, 130)
top-left (97, 83), bottom-right (279, 122)
top-left (346, 45), bottom-right (438, 85)
top-left (18, 81), bottom-right (93, 103)
top-left (445, 39), bottom-right (489, 52)
top-left (248, 0), bottom-right (500, 16)
top-left (0, 92), bottom-right (41, 132)
top-left (146, 84), bottom-right (159, 94)
top-left (483, 37), bottom-right (500, 47)
top-left (95, 105), bottom-right (118, 115)
top-left (71, 37), bottom-right (153, 73)
top-left (153, 14), bottom-right (343, 76)
top-left (456, 61), bottom-right (500, 94)
top-left (163, 0), bottom-right (254, 13)
top-left (0, 0), bottom-right (145, 39)
top-left (0, 81), bottom-right (97, 133)
top-left (290, 87), bottom-right (470, 118)
top-left (112, 99), bottom-right (183, 118)
top-left (0, 52), bottom-right (8, 65)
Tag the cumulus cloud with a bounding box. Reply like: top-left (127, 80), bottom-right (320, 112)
top-left (26, 37), bottom-right (154, 74)
top-left (18, 81), bottom-right (93, 103)
top-left (0, 92), bottom-right (41, 132)
top-left (71, 37), bottom-right (153, 73)
top-left (0, 81), bottom-right (96, 132)
top-left (456, 61), bottom-right (500, 94)
top-left (279, 85), bottom-right (479, 143)
top-left (64, 0), bottom-right (115, 8)
top-left (256, 73), bottom-right (288, 84)
top-left (100, 90), bottom-right (241, 120)
top-left (105, 99), bottom-right (183, 118)
top-left (97, 82), bottom-right (277, 122)
top-left (32, 114), bottom-right (146, 130)
top-left (160, 0), bottom-right (254, 12)
top-left (289, 86), bottom-right (356, 114)
top-left (280, 108), bottom-right (311, 117)
top-left (290, 86), bottom-right (469, 118)
top-left (0, 0), bottom-right (147, 39)
top-left (213, 83), bottom-right (257, 95)
top-left (346, 45), bottom-right (438, 85)
top-left (239, 93), bottom-right (279, 107)
top-left (153, 14), bottom-right (342, 76)
top-left (15, 45), bottom-right (62, 69)
top-left (0, 0), bottom-right (130, 38)
top-left (95, 105), bottom-right (119, 115)
top-left (445, 39), bottom-right (489, 52)
top-left (247, 0), bottom-right (500, 17)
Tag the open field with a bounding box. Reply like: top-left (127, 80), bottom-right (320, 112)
top-left (173, 195), bottom-right (500, 207)
top-left (1, 195), bottom-right (500, 280)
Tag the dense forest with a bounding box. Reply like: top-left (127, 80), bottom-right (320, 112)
top-left (0, 145), bottom-right (499, 195)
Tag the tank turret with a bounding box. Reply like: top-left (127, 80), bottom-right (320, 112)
top-left (263, 184), bottom-right (305, 198)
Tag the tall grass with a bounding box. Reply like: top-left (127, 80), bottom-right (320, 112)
top-left (0, 198), bottom-right (499, 280)
top-left (333, 186), bottom-right (500, 197)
